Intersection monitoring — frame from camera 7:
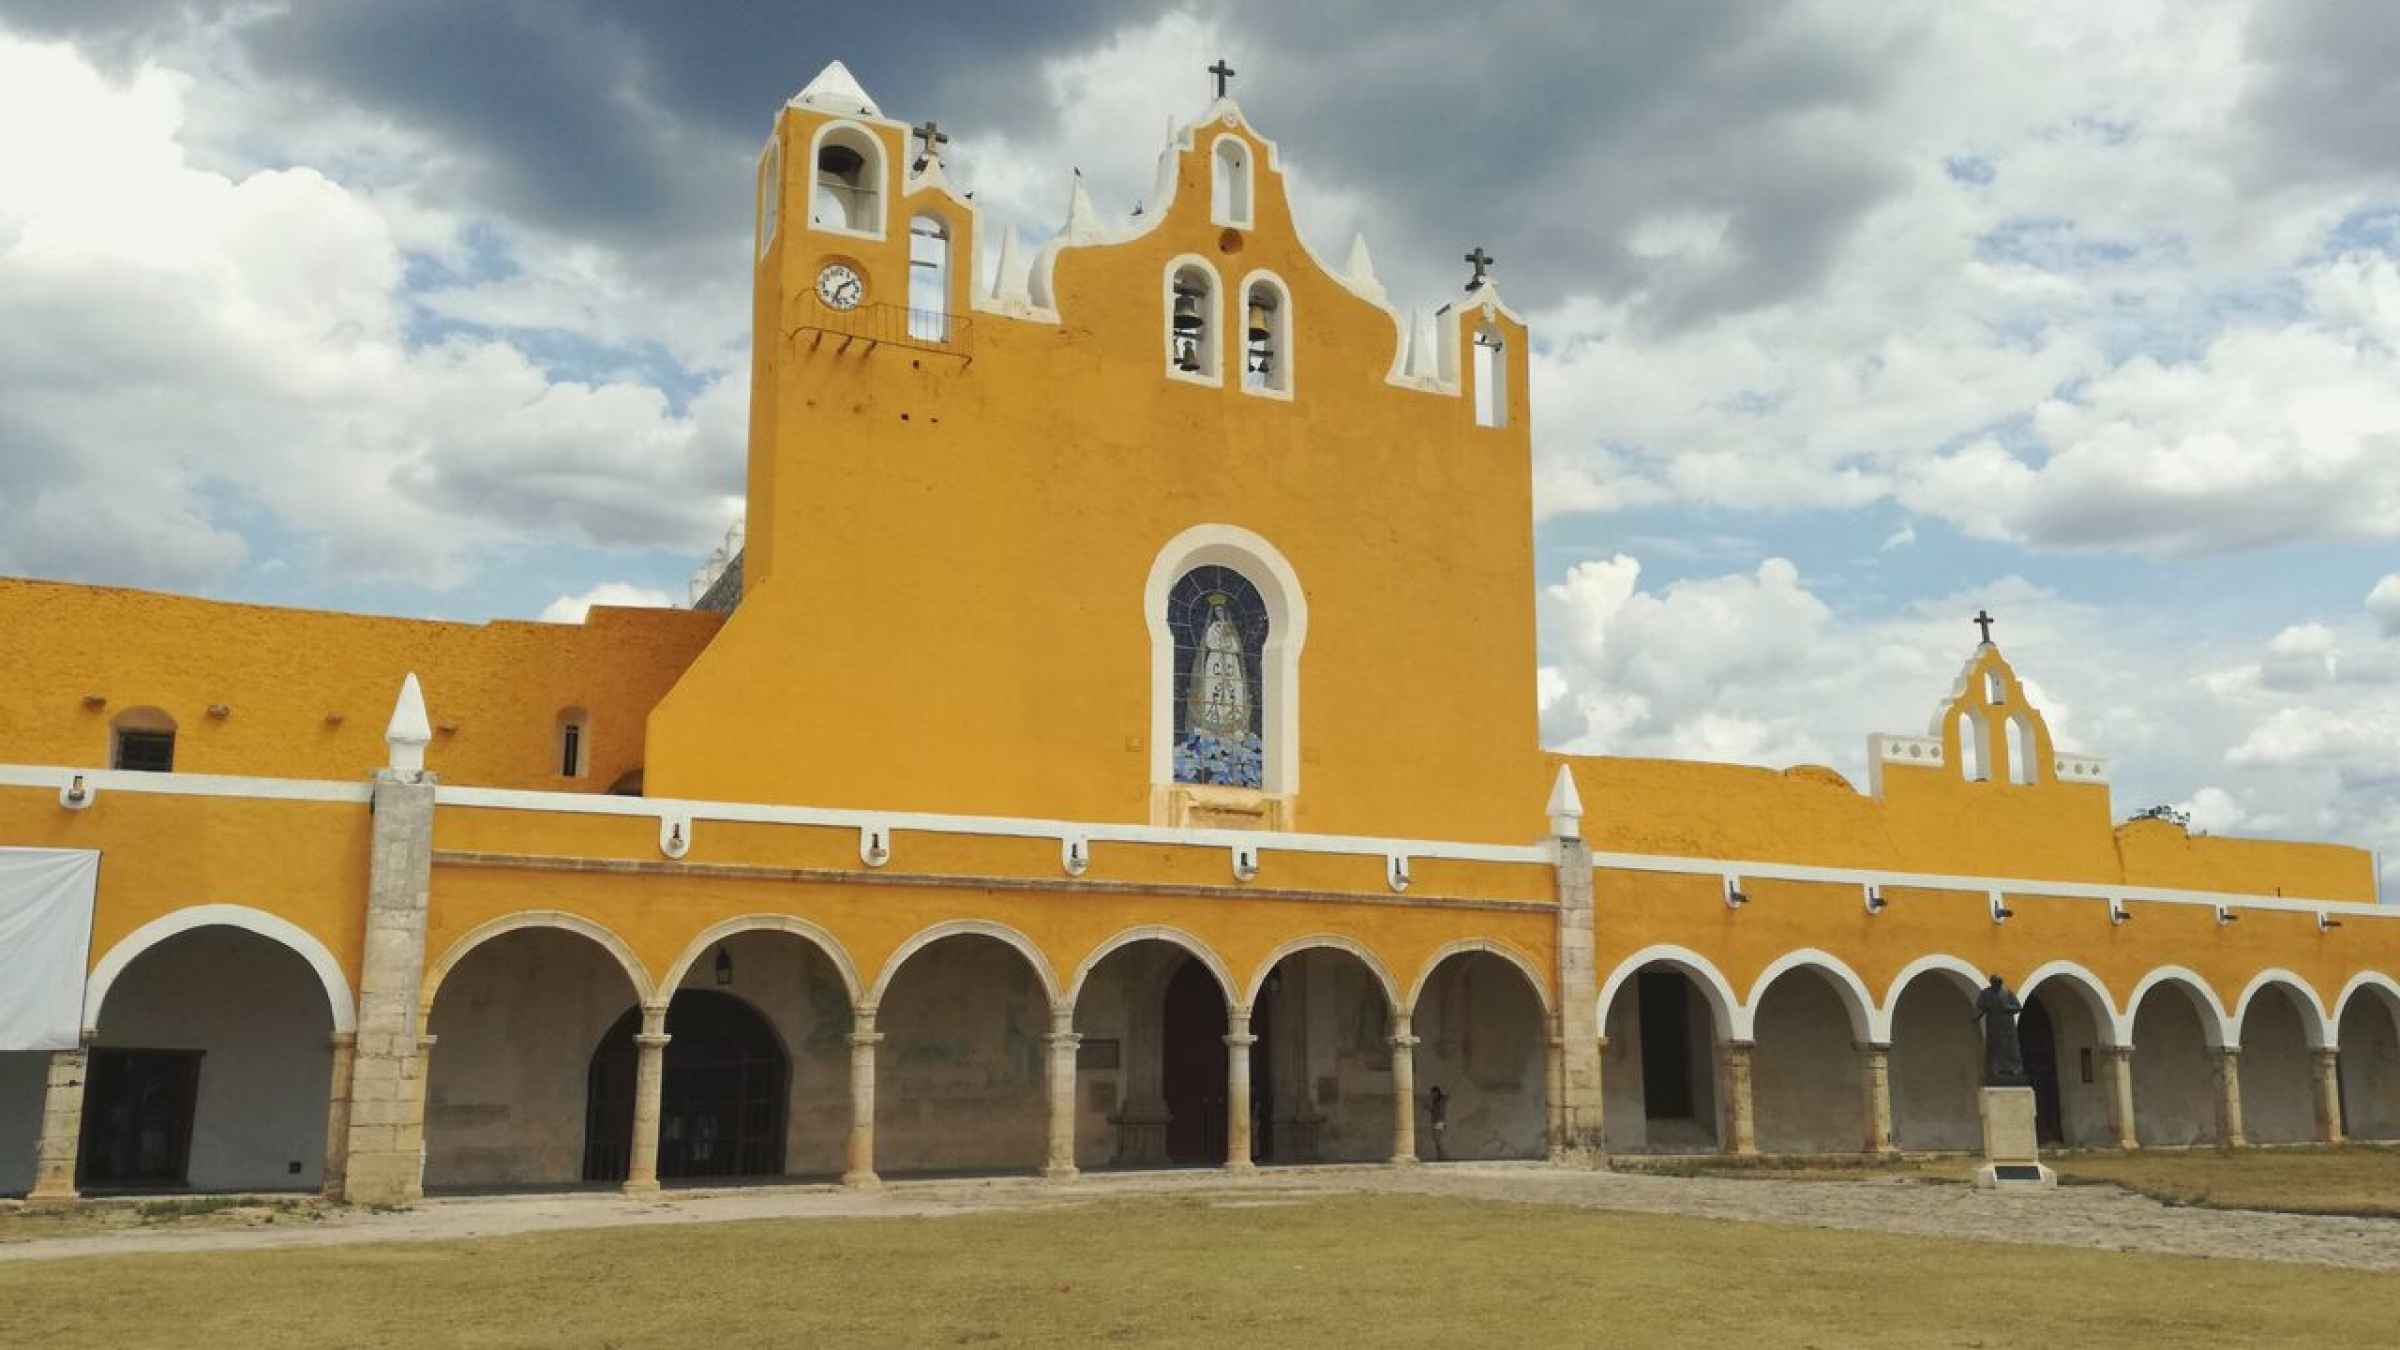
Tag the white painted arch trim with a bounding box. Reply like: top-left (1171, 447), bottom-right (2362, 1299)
top-left (2017, 960), bottom-right (2128, 1047)
top-left (2123, 965), bottom-right (2237, 1049)
top-left (2334, 971), bottom-right (2400, 1042)
top-left (1595, 944), bottom-right (1740, 1041)
top-left (803, 117), bottom-right (890, 242)
top-left (1743, 948), bottom-right (1877, 1044)
top-left (1233, 267), bottom-right (1296, 401)
top-left (1877, 953), bottom-right (1989, 1042)
top-left (1244, 934), bottom-right (1400, 1011)
top-left (84, 904), bottom-right (355, 1038)
top-left (1161, 253), bottom-right (1227, 386)
top-left (422, 909), bottom-right (655, 1010)
top-left (868, 919), bottom-right (1060, 1008)
top-left (659, 914), bottom-right (864, 1008)
top-left (1145, 523), bottom-right (1309, 799)
top-left (1065, 925), bottom-right (1237, 1007)
top-left (1404, 938), bottom-right (1553, 1018)
top-left (2232, 968), bottom-right (2334, 1050)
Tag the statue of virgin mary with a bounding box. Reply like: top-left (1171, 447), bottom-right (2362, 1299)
top-left (1185, 593), bottom-right (1252, 738)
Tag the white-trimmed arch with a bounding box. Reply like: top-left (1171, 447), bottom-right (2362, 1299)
top-left (1876, 953), bottom-right (1988, 1044)
top-left (1743, 948), bottom-right (1877, 1045)
top-left (1066, 924), bottom-right (1236, 1008)
top-left (2334, 971), bottom-right (2400, 1042)
top-left (2017, 959), bottom-right (2127, 1046)
top-left (1161, 253), bottom-right (1226, 384)
top-left (1404, 938), bottom-right (1552, 1019)
top-left (658, 914), bottom-right (864, 1008)
top-left (1243, 934), bottom-right (1400, 1011)
top-left (868, 919), bottom-right (1060, 1008)
top-left (1234, 266), bottom-right (1295, 399)
top-left (804, 117), bottom-right (888, 239)
top-left (1209, 132), bottom-right (1253, 228)
top-left (2233, 968), bottom-right (2334, 1050)
top-left (1144, 523), bottom-right (1310, 799)
top-left (2123, 965), bottom-right (2236, 1049)
top-left (1595, 944), bottom-right (1739, 1041)
top-left (84, 904), bottom-right (355, 1037)
top-left (422, 909), bottom-right (654, 1010)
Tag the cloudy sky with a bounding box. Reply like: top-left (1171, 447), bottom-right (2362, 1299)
top-left (3, 2), bottom-right (2397, 884)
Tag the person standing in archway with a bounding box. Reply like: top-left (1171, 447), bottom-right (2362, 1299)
top-left (1425, 1085), bottom-right (1450, 1161)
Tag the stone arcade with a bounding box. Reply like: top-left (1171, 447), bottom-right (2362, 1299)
top-left (5, 61), bottom-right (2400, 1206)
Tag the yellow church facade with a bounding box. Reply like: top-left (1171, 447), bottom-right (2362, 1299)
top-left (3, 61), bottom-right (2397, 1206)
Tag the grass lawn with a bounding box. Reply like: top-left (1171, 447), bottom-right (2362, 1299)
top-left (2, 1192), bottom-right (2395, 1348)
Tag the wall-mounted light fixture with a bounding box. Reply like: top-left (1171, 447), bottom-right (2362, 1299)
top-left (1387, 854), bottom-right (1412, 893)
top-left (1723, 876), bottom-right (1748, 911)
top-left (1989, 893), bottom-right (2015, 925)
top-left (1061, 835), bottom-right (1089, 877)
top-left (2318, 912), bottom-right (2343, 932)
top-left (1231, 844), bottom-right (1260, 882)
top-left (2108, 898), bottom-right (2131, 926)
top-left (2215, 905), bottom-right (2240, 927)
top-left (860, 825), bottom-right (891, 868)
top-left (714, 945), bottom-right (734, 987)
top-left (59, 774), bottom-right (92, 811)
top-left (1863, 884), bottom-right (1887, 916)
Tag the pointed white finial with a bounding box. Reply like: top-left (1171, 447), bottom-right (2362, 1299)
top-left (386, 672), bottom-right (432, 776)
top-left (1546, 764), bottom-right (1585, 840)
top-left (1345, 233), bottom-right (1384, 297)
top-left (1063, 170), bottom-right (1101, 243)
top-left (990, 225), bottom-right (1024, 301)
top-left (793, 59), bottom-right (881, 117)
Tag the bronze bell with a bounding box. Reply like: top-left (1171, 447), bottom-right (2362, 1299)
top-left (1172, 287), bottom-right (1205, 334)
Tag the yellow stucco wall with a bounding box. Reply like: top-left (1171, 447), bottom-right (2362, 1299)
top-left (0, 578), bottom-right (720, 791)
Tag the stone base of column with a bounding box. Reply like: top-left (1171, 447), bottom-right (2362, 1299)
top-left (622, 1179), bottom-right (662, 1196)
top-left (841, 1168), bottom-right (882, 1190)
top-left (1043, 1163), bottom-right (1081, 1183)
top-left (1222, 1159), bottom-right (1258, 1175)
top-left (1387, 1152), bottom-right (1421, 1167)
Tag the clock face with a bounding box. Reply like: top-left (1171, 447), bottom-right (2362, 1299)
top-left (816, 263), bottom-right (865, 310)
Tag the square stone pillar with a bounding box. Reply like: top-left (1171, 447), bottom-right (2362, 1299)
top-left (844, 1007), bottom-right (882, 1188)
top-left (2100, 1046), bottom-right (2139, 1150)
top-left (1717, 1040), bottom-right (1758, 1156)
top-left (341, 769), bottom-right (438, 1206)
top-left (1044, 1005), bottom-right (1081, 1182)
top-left (1552, 837), bottom-right (1605, 1157)
top-left (2212, 1047), bottom-right (2247, 1148)
top-left (320, 1033), bottom-right (357, 1198)
top-left (27, 1046), bottom-right (87, 1203)
top-left (1224, 1007), bottom-right (1257, 1173)
top-left (1388, 1012), bottom-right (1420, 1165)
top-left (1858, 1042), bottom-right (1897, 1155)
top-left (625, 1005), bottom-right (670, 1194)
top-left (2313, 1048), bottom-right (2345, 1145)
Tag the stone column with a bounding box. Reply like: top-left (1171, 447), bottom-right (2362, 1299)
top-left (1858, 1042), bottom-right (1897, 1155)
top-left (1717, 1040), bottom-right (1758, 1156)
top-left (844, 1007), bottom-right (882, 1188)
top-left (1044, 1005), bottom-right (1082, 1181)
top-left (27, 1046), bottom-right (87, 1203)
top-left (1553, 836), bottom-right (1605, 1157)
top-left (1225, 1006), bottom-right (1257, 1173)
top-left (2212, 1047), bottom-right (2248, 1148)
top-left (320, 1033), bottom-right (357, 1197)
top-left (1388, 1012), bottom-right (1420, 1165)
top-left (342, 768), bottom-right (439, 1206)
top-left (1545, 1031), bottom-right (1569, 1162)
top-left (2100, 1045), bottom-right (2139, 1150)
top-left (2313, 1048), bottom-right (2345, 1145)
top-left (625, 1004), bottom-right (670, 1194)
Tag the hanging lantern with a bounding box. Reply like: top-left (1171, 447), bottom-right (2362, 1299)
top-left (713, 945), bottom-right (734, 987)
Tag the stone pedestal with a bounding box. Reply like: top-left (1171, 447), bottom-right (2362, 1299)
top-left (1974, 1086), bottom-right (2056, 1190)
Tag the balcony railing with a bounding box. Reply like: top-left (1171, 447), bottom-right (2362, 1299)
top-left (794, 294), bottom-right (973, 364)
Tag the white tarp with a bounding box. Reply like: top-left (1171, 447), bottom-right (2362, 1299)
top-left (0, 848), bottom-right (100, 1051)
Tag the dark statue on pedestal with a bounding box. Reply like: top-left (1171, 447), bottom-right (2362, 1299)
top-left (1973, 974), bottom-right (2030, 1087)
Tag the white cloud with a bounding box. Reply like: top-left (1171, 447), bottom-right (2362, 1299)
top-left (1878, 523), bottom-right (1916, 552)
top-left (2370, 574), bottom-right (2400, 638)
top-left (2177, 786), bottom-right (2250, 834)
top-left (539, 582), bottom-right (676, 625)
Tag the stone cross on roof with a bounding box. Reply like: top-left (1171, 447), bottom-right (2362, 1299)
top-left (1465, 247), bottom-right (1495, 289)
top-left (1209, 59), bottom-right (1236, 99)
top-left (911, 119), bottom-right (949, 171)
top-left (1974, 609), bottom-right (1996, 645)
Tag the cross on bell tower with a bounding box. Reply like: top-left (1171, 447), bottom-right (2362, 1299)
top-left (1209, 59), bottom-right (1236, 99)
top-left (1465, 247), bottom-right (1495, 290)
top-left (911, 119), bottom-right (949, 171)
top-left (1973, 609), bottom-right (1996, 646)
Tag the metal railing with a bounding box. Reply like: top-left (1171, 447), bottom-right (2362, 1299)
top-left (794, 294), bottom-right (973, 363)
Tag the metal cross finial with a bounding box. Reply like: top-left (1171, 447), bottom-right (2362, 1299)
top-left (1209, 59), bottom-right (1236, 99)
top-left (1465, 247), bottom-right (1495, 289)
top-left (1973, 609), bottom-right (1996, 645)
top-left (911, 119), bottom-right (949, 171)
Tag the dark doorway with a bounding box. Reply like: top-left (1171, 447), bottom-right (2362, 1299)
top-left (2021, 993), bottom-right (2063, 1146)
top-left (1638, 972), bottom-right (1695, 1119)
top-left (1161, 958), bottom-right (1229, 1164)
top-left (78, 1049), bottom-right (202, 1188)
top-left (583, 990), bottom-right (789, 1183)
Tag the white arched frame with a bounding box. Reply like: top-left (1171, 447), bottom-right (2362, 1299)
top-left (2335, 971), bottom-right (2400, 1043)
top-left (867, 919), bottom-right (1061, 1009)
top-left (1145, 523), bottom-right (1309, 799)
top-left (659, 914), bottom-right (864, 1008)
top-left (1162, 253), bottom-right (1225, 385)
top-left (1236, 267), bottom-right (1295, 399)
top-left (2123, 965), bottom-right (2236, 1049)
top-left (2018, 960), bottom-right (2127, 1047)
top-left (421, 909), bottom-right (655, 1011)
top-left (1595, 944), bottom-right (1740, 1042)
top-left (1210, 133), bottom-right (1253, 228)
top-left (84, 904), bottom-right (355, 1038)
top-left (1876, 953), bottom-right (1988, 1044)
top-left (1404, 938), bottom-right (1552, 1019)
top-left (1065, 925), bottom-right (1237, 1008)
top-left (2233, 968), bottom-right (2334, 1050)
top-left (1743, 948), bottom-right (1877, 1045)
top-left (1243, 934), bottom-right (1400, 1011)
top-left (806, 117), bottom-right (888, 240)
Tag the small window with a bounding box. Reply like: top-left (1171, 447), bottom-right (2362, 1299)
top-left (1985, 671), bottom-right (2005, 704)
top-left (110, 707), bottom-right (176, 773)
top-left (908, 213), bottom-right (949, 340)
top-left (811, 125), bottom-right (882, 234)
top-left (1472, 322), bottom-right (1507, 427)
top-left (757, 137), bottom-right (781, 259)
top-left (1167, 262), bottom-right (1219, 381)
top-left (1962, 710), bottom-right (1990, 782)
top-left (558, 707), bottom-right (590, 779)
top-left (2006, 715), bottom-right (2036, 785)
top-left (1241, 279), bottom-right (1289, 394)
top-left (1212, 137), bottom-right (1252, 227)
